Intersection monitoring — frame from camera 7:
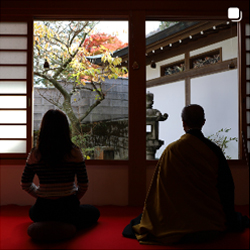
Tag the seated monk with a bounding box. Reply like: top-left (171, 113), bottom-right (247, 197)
top-left (123, 104), bottom-right (249, 245)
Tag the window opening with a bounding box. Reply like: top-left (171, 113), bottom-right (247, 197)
top-left (161, 60), bottom-right (185, 76)
top-left (33, 20), bottom-right (128, 160)
top-left (146, 20), bottom-right (239, 160)
top-left (190, 48), bottom-right (221, 69)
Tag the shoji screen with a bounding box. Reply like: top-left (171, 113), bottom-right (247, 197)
top-left (246, 23), bottom-right (250, 161)
top-left (0, 22), bottom-right (29, 156)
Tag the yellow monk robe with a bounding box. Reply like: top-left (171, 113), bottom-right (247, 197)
top-left (133, 133), bottom-right (227, 245)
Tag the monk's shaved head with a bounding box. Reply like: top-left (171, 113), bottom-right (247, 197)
top-left (181, 104), bottom-right (205, 129)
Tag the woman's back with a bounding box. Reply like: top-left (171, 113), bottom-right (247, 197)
top-left (22, 147), bottom-right (88, 199)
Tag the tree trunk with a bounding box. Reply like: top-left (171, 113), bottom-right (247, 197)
top-left (62, 98), bottom-right (81, 137)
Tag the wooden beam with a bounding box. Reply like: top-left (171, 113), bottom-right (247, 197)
top-left (184, 52), bottom-right (190, 106)
top-left (185, 77), bottom-right (190, 106)
top-left (147, 58), bottom-right (237, 87)
top-left (0, 0), bottom-right (249, 18)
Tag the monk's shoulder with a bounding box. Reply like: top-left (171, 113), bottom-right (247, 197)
top-left (168, 134), bottom-right (188, 148)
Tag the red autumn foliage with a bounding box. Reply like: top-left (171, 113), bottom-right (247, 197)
top-left (83, 32), bottom-right (128, 55)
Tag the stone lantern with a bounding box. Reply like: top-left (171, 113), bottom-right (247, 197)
top-left (146, 92), bottom-right (168, 160)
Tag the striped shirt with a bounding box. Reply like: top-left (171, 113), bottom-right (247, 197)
top-left (21, 147), bottom-right (88, 199)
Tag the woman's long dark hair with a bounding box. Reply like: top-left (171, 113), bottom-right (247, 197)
top-left (37, 109), bottom-right (74, 164)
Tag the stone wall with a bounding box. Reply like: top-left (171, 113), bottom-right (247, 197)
top-left (33, 77), bottom-right (128, 130)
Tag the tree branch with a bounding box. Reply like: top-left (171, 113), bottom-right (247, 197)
top-left (79, 95), bottom-right (105, 122)
top-left (76, 85), bottom-right (93, 91)
top-left (36, 88), bottom-right (63, 109)
top-left (34, 71), bottom-right (69, 99)
top-left (53, 30), bottom-right (89, 80)
top-left (90, 81), bottom-right (104, 99)
top-left (69, 22), bottom-right (89, 47)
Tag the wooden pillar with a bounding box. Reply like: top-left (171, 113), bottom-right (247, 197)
top-left (237, 20), bottom-right (248, 161)
top-left (184, 52), bottom-right (190, 106)
top-left (128, 10), bottom-right (147, 206)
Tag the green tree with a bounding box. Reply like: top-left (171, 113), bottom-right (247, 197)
top-left (33, 21), bottom-right (127, 139)
top-left (208, 128), bottom-right (238, 159)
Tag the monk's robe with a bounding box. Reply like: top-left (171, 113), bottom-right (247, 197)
top-left (133, 133), bottom-right (227, 245)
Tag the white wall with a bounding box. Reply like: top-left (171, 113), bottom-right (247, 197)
top-left (147, 80), bottom-right (185, 158)
top-left (190, 37), bottom-right (238, 60)
top-left (147, 70), bottom-right (239, 160)
top-left (191, 70), bottom-right (238, 159)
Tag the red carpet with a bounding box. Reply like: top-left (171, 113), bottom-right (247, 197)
top-left (0, 205), bottom-right (249, 249)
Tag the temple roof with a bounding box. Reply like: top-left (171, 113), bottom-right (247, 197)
top-left (87, 20), bottom-right (236, 66)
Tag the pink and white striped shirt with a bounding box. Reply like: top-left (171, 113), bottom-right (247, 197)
top-left (21, 147), bottom-right (88, 200)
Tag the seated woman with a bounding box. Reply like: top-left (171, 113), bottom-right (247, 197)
top-left (21, 109), bottom-right (100, 241)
